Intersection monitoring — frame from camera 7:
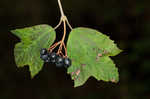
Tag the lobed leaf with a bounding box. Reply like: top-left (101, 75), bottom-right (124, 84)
top-left (11, 24), bottom-right (56, 77)
top-left (67, 27), bottom-right (122, 87)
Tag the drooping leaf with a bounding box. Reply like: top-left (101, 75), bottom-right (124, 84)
top-left (67, 27), bottom-right (122, 87)
top-left (11, 24), bottom-right (56, 77)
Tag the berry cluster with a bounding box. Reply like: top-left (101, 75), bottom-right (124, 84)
top-left (40, 48), bottom-right (71, 68)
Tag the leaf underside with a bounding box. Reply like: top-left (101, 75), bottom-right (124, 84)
top-left (11, 24), bottom-right (56, 77)
top-left (67, 27), bottom-right (122, 87)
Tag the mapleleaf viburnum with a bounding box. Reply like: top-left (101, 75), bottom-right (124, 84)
top-left (11, 0), bottom-right (122, 87)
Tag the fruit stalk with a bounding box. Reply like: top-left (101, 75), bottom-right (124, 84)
top-left (40, 0), bottom-right (72, 67)
top-left (48, 0), bottom-right (72, 57)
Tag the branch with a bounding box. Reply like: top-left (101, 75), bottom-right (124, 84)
top-left (58, 0), bottom-right (65, 17)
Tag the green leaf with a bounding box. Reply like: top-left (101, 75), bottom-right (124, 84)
top-left (11, 24), bottom-right (56, 78)
top-left (67, 27), bottom-right (122, 87)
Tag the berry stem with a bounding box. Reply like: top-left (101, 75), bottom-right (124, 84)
top-left (48, 41), bottom-right (61, 52)
top-left (57, 20), bottom-right (67, 56)
top-left (49, 0), bottom-right (72, 57)
top-left (62, 19), bottom-right (66, 42)
top-left (63, 42), bottom-right (67, 57)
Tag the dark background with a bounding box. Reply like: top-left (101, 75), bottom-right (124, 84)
top-left (0, 0), bottom-right (150, 99)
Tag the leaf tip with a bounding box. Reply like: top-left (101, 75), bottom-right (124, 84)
top-left (30, 72), bottom-right (37, 79)
top-left (74, 82), bottom-right (82, 88)
top-left (10, 29), bottom-right (16, 34)
top-left (119, 49), bottom-right (123, 53)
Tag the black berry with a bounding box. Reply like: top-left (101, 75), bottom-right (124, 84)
top-left (55, 56), bottom-right (64, 67)
top-left (64, 58), bottom-right (72, 68)
top-left (49, 52), bottom-right (58, 63)
top-left (40, 54), bottom-right (50, 62)
top-left (40, 48), bottom-right (47, 55)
